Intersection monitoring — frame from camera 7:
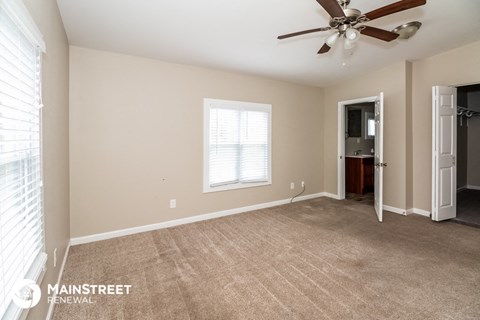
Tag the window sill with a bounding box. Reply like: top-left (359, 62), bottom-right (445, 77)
top-left (203, 181), bottom-right (271, 193)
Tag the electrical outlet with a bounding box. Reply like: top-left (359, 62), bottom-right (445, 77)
top-left (290, 182), bottom-right (295, 190)
top-left (301, 181), bottom-right (305, 188)
top-left (53, 248), bottom-right (57, 268)
top-left (170, 199), bottom-right (176, 209)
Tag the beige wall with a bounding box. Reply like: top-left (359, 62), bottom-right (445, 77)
top-left (22, 0), bottom-right (70, 319)
top-left (405, 62), bottom-right (413, 209)
top-left (69, 46), bottom-right (324, 237)
top-left (323, 61), bottom-right (409, 211)
top-left (411, 41), bottom-right (480, 211)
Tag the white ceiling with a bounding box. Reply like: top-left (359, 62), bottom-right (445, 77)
top-left (56, 0), bottom-right (480, 87)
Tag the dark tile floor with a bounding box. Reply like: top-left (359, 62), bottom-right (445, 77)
top-left (453, 189), bottom-right (480, 228)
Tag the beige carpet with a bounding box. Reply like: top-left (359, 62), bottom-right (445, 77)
top-left (53, 197), bottom-right (480, 319)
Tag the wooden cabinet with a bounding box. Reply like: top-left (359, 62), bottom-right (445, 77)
top-left (346, 157), bottom-right (374, 194)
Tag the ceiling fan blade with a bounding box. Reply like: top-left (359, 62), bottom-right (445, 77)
top-left (361, 26), bottom-right (400, 42)
top-left (316, 0), bottom-right (346, 18)
top-left (318, 43), bottom-right (331, 54)
top-left (278, 27), bottom-right (331, 40)
top-left (365, 0), bottom-right (426, 21)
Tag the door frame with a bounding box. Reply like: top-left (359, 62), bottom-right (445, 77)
top-left (337, 95), bottom-right (379, 199)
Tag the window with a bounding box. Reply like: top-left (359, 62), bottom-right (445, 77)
top-left (365, 112), bottom-right (375, 139)
top-left (204, 99), bottom-right (271, 192)
top-left (0, 0), bottom-right (46, 319)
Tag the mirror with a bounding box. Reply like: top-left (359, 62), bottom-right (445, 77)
top-left (347, 108), bottom-right (361, 138)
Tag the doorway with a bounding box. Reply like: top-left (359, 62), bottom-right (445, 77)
top-left (344, 103), bottom-right (375, 204)
top-left (338, 94), bottom-right (385, 222)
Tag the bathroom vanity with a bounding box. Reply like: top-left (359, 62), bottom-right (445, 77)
top-left (345, 155), bottom-right (374, 195)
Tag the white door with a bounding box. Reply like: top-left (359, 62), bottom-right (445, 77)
top-left (432, 86), bottom-right (457, 221)
top-left (374, 93), bottom-right (385, 222)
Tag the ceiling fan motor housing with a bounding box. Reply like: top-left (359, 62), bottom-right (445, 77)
top-left (329, 8), bottom-right (361, 28)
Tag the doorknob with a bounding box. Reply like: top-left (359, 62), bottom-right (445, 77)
top-left (375, 163), bottom-right (388, 167)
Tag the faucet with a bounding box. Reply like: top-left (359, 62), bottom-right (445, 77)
top-left (354, 150), bottom-right (362, 156)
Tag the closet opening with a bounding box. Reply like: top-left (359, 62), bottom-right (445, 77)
top-left (454, 83), bottom-right (480, 227)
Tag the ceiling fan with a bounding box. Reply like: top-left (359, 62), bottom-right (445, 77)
top-left (277, 0), bottom-right (427, 54)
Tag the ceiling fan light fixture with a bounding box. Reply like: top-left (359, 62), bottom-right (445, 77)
top-left (326, 32), bottom-right (340, 47)
top-left (345, 28), bottom-right (360, 42)
top-left (392, 21), bottom-right (422, 39)
top-left (344, 38), bottom-right (356, 50)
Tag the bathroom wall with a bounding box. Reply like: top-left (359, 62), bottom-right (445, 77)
top-left (345, 103), bottom-right (375, 156)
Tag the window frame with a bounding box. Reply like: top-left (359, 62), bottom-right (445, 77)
top-left (203, 98), bottom-right (272, 193)
top-left (0, 0), bottom-right (47, 319)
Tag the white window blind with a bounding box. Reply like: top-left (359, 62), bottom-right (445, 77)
top-left (204, 99), bottom-right (271, 192)
top-left (0, 1), bottom-right (46, 318)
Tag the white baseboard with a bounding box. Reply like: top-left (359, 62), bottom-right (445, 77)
top-left (382, 205), bottom-right (406, 216)
top-left (70, 193), bottom-right (433, 246)
top-left (466, 185), bottom-right (480, 191)
top-left (320, 192), bottom-right (342, 200)
top-left (293, 192), bottom-right (325, 202)
top-left (71, 192), bottom-right (325, 245)
top-left (406, 208), bottom-right (430, 217)
top-left (457, 185), bottom-right (467, 192)
top-left (46, 241), bottom-right (71, 320)
top-left (320, 193), bottom-right (407, 215)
